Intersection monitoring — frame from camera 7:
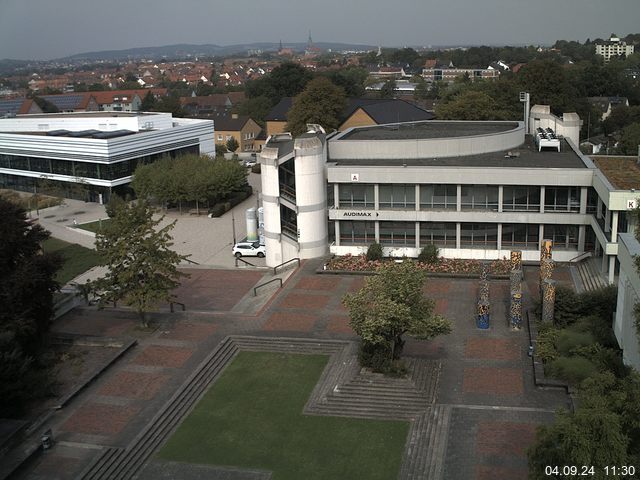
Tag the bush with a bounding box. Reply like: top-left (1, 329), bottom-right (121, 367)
top-left (417, 244), bottom-right (439, 264)
top-left (555, 330), bottom-right (596, 357)
top-left (546, 356), bottom-right (599, 385)
top-left (553, 285), bottom-right (617, 327)
top-left (208, 203), bottom-right (228, 217)
top-left (366, 242), bottom-right (383, 262)
top-left (251, 163), bottom-right (261, 174)
top-left (535, 325), bottom-right (560, 363)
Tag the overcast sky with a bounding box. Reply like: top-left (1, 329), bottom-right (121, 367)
top-left (1, 0), bottom-right (639, 60)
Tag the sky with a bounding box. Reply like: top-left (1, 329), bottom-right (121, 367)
top-left (1, 0), bottom-right (639, 60)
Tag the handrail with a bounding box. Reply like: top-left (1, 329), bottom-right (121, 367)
top-left (567, 251), bottom-right (592, 263)
top-left (254, 278), bottom-right (283, 296)
top-left (235, 256), bottom-right (256, 267)
top-left (273, 257), bottom-right (300, 275)
top-left (183, 257), bottom-right (200, 265)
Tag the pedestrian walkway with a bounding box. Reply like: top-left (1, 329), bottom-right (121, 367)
top-left (10, 259), bottom-right (569, 480)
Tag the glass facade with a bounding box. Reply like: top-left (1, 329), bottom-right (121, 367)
top-left (0, 145), bottom-right (199, 182)
top-left (501, 223), bottom-right (539, 248)
top-left (379, 221), bottom-right (416, 246)
top-left (420, 184), bottom-right (456, 210)
top-left (339, 220), bottom-right (375, 245)
top-left (420, 222), bottom-right (456, 247)
top-left (502, 186), bottom-right (540, 211)
top-left (544, 224), bottom-right (578, 250)
top-left (460, 223), bottom-right (498, 248)
top-left (544, 186), bottom-right (580, 212)
top-left (379, 184), bottom-right (415, 209)
top-left (460, 185), bottom-right (499, 211)
top-left (338, 184), bottom-right (374, 208)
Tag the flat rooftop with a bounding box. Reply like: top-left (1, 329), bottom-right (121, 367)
top-left (591, 156), bottom-right (640, 190)
top-left (14, 112), bottom-right (155, 119)
top-left (329, 136), bottom-right (587, 169)
top-left (338, 121), bottom-right (520, 141)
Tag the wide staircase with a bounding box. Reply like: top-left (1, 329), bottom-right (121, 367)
top-left (573, 256), bottom-right (609, 293)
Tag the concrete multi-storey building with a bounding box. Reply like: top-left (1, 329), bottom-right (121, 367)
top-left (595, 34), bottom-right (635, 62)
top-left (259, 107), bottom-right (640, 287)
top-left (0, 111), bottom-right (214, 203)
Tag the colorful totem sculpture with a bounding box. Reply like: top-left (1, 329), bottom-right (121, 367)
top-left (477, 265), bottom-right (490, 329)
top-left (542, 279), bottom-right (556, 323)
top-left (510, 267), bottom-right (523, 329)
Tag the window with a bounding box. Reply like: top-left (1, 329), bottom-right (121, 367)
top-left (217, 135), bottom-right (223, 141)
top-left (543, 224), bottom-right (578, 250)
top-left (420, 222), bottom-right (456, 247)
top-left (379, 184), bottom-right (415, 209)
top-left (339, 221), bottom-right (375, 245)
top-left (379, 221), bottom-right (415, 246)
top-left (420, 184), bottom-right (456, 210)
top-left (502, 186), bottom-right (540, 211)
top-left (544, 187), bottom-right (580, 212)
top-left (338, 184), bottom-right (374, 208)
top-left (460, 223), bottom-right (498, 248)
top-left (586, 188), bottom-right (598, 214)
top-left (501, 223), bottom-right (539, 248)
top-left (460, 185), bottom-right (498, 211)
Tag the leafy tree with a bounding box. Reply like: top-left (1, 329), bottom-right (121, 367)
top-left (32, 96), bottom-right (59, 113)
top-left (0, 198), bottom-right (60, 417)
top-left (286, 77), bottom-right (347, 136)
top-left (342, 261), bottom-right (452, 371)
top-left (91, 200), bottom-right (188, 327)
top-left (226, 136), bottom-right (239, 153)
top-left (618, 122), bottom-right (640, 155)
top-left (237, 95), bottom-right (273, 126)
top-left (518, 59), bottom-right (579, 114)
top-left (323, 66), bottom-right (369, 97)
top-left (378, 79), bottom-right (397, 99)
top-left (154, 94), bottom-right (184, 117)
top-left (245, 62), bottom-right (313, 104)
top-left (436, 90), bottom-right (510, 120)
top-left (140, 91), bottom-right (156, 111)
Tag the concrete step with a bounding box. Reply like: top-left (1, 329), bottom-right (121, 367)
top-left (424, 405), bottom-right (452, 480)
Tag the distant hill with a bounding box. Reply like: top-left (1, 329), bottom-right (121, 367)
top-left (60, 42), bottom-right (377, 61)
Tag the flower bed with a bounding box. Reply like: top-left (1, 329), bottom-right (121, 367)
top-left (326, 254), bottom-right (512, 276)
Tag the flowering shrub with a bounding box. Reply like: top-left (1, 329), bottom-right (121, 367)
top-left (327, 254), bottom-right (511, 275)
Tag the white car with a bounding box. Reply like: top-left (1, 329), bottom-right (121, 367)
top-left (232, 241), bottom-right (265, 258)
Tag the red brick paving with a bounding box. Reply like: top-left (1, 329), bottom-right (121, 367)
top-left (32, 454), bottom-right (81, 477)
top-left (476, 465), bottom-right (529, 480)
top-left (326, 315), bottom-right (354, 334)
top-left (465, 338), bottom-right (520, 361)
top-left (476, 421), bottom-right (537, 457)
top-left (348, 277), bottom-right (366, 293)
top-left (61, 403), bottom-right (140, 435)
top-left (263, 312), bottom-right (318, 332)
top-left (98, 371), bottom-right (170, 400)
top-left (463, 367), bottom-right (524, 395)
top-left (295, 276), bottom-right (338, 291)
top-left (132, 345), bottom-right (193, 368)
top-left (280, 293), bottom-right (330, 309)
top-left (403, 338), bottom-right (444, 357)
top-left (161, 321), bottom-right (218, 342)
top-left (173, 269), bottom-right (264, 311)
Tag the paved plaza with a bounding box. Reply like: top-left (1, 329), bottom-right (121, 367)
top-left (10, 258), bottom-right (570, 480)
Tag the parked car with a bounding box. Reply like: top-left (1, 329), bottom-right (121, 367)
top-left (232, 241), bottom-right (265, 258)
top-left (243, 158), bottom-right (257, 168)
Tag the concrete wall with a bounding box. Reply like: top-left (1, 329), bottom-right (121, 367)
top-left (529, 105), bottom-right (582, 147)
top-left (614, 233), bottom-right (640, 370)
top-left (329, 122), bottom-right (524, 160)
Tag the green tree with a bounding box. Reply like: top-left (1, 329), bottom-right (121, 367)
top-left (342, 261), bottom-right (452, 371)
top-left (91, 200), bottom-right (188, 327)
top-left (286, 77), bottom-right (347, 136)
top-left (245, 62), bottom-right (313, 103)
top-left (226, 136), bottom-right (239, 153)
top-left (323, 66), bottom-right (369, 97)
top-left (0, 197), bottom-right (60, 417)
top-left (618, 122), bottom-right (640, 155)
top-left (378, 79), bottom-right (397, 99)
top-left (237, 95), bottom-right (273, 126)
top-left (436, 90), bottom-right (510, 120)
top-left (140, 91), bottom-right (156, 111)
top-left (32, 96), bottom-right (59, 113)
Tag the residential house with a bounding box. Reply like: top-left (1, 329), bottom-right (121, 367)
top-left (587, 96), bottom-right (630, 121)
top-left (215, 114), bottom-right (262, 152)
top-left (422, 62), bottom-right (498, 83)
top-left (180, 93), bottom-right (245, 118)
top-left (595, 34), bottom-right (635, 63)
top-left (39, 93), bottom-right (99, 112)
top-left (92, 89), bottom-right (168, 112)
top-left (0, 98), bottom-right (42, 117)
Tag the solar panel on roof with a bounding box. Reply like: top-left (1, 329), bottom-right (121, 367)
top-left (0, 99), bottom-right (24, 114)
top-left (46, 130), bottom-right (71, 136)
top-left (42, 95), bottom-right (84, 109)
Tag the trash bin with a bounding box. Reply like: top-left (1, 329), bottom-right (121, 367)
top-left (41, 429), bottom-right (53, 450)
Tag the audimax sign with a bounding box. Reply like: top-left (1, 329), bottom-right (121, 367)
top-left (342, 211), bottom-right (379, 217)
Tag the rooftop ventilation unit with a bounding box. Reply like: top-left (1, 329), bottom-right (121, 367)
top-left (534, 127), bottom-right (561, 152)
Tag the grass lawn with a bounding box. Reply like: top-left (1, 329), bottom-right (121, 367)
top-left (76, 218), bottom-right (110, 233)
top-left (43, 238), bottom-right (101, 285)
top-left (159, 352), bottom-right (409, 480)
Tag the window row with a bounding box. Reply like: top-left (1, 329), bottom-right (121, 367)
top-left (0, 145), bottom-right (199, 181)
top-left (333, 184), bottom-right (586, 213)
top-left (338, 221), bottom-right (578, 250)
